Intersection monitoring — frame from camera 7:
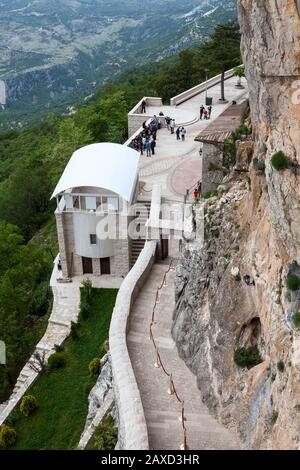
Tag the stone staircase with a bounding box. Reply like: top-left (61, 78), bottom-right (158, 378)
top-left (131, 201), bottom-right (151, 268)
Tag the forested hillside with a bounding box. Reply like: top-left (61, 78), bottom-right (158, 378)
top-left (0, 22), bottom-right (241, 402)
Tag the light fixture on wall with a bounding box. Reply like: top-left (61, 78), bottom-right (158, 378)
top-left (154, 352), bottom-right (161, 368)
top-left (167, 374), bottom-right (175, 395)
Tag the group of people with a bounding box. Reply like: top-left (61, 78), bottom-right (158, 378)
top-left (165, 116), bottom-right (187, 141)
top-left (129, 107), bottom-right (190, 158)
top-left (128, 115), bottom-right (161, 157)
top-left (200, 104), bottom-right (212, 120)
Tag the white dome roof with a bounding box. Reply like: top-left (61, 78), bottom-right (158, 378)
top-left (51, 143), bottom-right (140, 202)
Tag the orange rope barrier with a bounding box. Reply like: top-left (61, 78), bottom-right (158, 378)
top-left (149, 259), bottom-right (189, 450)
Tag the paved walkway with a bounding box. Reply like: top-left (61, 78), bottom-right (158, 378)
top-left (127, 263), bottom-right (239, 450)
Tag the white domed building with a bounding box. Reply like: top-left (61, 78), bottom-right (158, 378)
top-left (52, 143), bottom-right (140, 279)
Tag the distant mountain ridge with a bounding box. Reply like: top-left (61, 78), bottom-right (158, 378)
top-left (0, 0), bottom-right (237, 128)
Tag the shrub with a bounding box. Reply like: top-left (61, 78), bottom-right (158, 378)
top-left (48, 352), bottom-right (66, 370)
top-left (79, 302), bottom-right (89, 320)
top-left (208, 162), bottom-right (221, 172)
top-left (89, 357), bottom-right (101, 376)
top-left (79, 280), bottom-right (93, 321)
top-left (31, 281), bottom-right (51, 316)
top-left (88, 414), bottom-right (118, 450)
top-left (270, 410), bottom-right (278, 426)
top-left (0, 424), bottom-right (17, 449)
top-left (19, 395), bottom-right (38, 417)
top-left (260, 143), bottom-right (268, 153)
top-left (203, 190), bottom-right (217, 199)
top-left (70, 321), bottom-right (80, 340)
top-left (234, 347), bottom-right (262, 368)
top-left (100, 340), bottom-right (109, 358)
top-left (82, 278), bottom-right (93, 297)
top-left (277, 360), bottom-right (285, 373)
top-left (271, 151), bottom-right (289, 170)
top-left (253, 157), bottom-right (266, 174)
top-left (286, 275), bottom-right (300, 291)
top-left (293, 312), bottom-right (300, 329)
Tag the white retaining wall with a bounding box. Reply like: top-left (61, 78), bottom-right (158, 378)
top-left (109, 185), bottom-right (161, 450)
top-left (109, 240), bottom-right (157, 450)
top-left (128, 97), bottom-right (163, 136)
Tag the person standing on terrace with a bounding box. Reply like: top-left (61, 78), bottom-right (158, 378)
top-left (142, 99), bottom-right (147, 113)
top-left (200, 105), bottom-right (205, 120)
top-left (181, 127), bottom-right (186, 141)
top-left (145, 139), bottom-right (152, 157)
top-left (165, 116), bottom-right (171, 130)
top-left (170, 119), bottom-right (175, 134)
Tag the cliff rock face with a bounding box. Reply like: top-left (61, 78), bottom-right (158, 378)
top-left (172, 1), bottom-right (300, 449)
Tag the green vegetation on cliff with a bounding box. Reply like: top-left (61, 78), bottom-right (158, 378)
top-left (8, 288), bottom-right (117, 450)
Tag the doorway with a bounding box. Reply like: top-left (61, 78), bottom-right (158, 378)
top-left (100, 257), bottom-right (111, 275)
top-left (82, 257), bottom-right (93, 274)
top-left (161, 238), bottom-right (169, 259)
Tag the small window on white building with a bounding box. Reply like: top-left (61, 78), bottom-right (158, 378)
top-left (65, 194), bottom-right (73, 209)
top-left (108, 197), bottom-right (119, 211)
top-left (90, 234), bottom-right (97, 245)
top-left (86, 196), bottom-right (97, 211)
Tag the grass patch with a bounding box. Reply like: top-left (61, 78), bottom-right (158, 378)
top-left (203, 190), bottom-right (217, 199)
top-left (86, 413), bottom-right (117, 450)
top-left (8, 288), bottom-right (118, 450)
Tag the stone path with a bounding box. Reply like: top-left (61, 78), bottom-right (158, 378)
top-left (127, 263), bottom-right (240, 450)
top-left (171, 159), bottom-right (203, 196)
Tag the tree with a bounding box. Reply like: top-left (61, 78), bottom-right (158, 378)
top-left (0, 222), bottom-right (23, 274)
top-left (233, 65), bottom-right (245, 88)
top-left (0, 165), bottom-right (53, 240)
top-left (195, 22), bottom-right (241, 102)
top-left (49, 118), bottom-right (93, 182)
top-left (155, 50), bottom-right (196, 102)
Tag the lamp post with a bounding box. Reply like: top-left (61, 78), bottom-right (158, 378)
top-left (219, 69), bottom-right (228, 104)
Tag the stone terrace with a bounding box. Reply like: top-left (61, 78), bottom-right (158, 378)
top-left (138, 76), bottom-right (248, 204)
